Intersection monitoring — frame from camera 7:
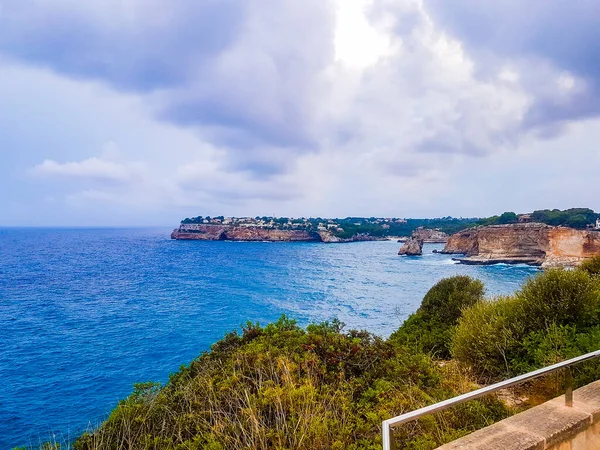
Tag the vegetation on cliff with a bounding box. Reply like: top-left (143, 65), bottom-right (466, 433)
top-left (478, 208), bottom-right (599, 229)
top-left (452, 267), bottom-right (600, 380)
top-left (72, 315), bottom-right (506, 450)
top-left (30, 257), bottom-right (600, 450)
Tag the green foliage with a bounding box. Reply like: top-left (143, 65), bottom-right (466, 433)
top-left (419, 276), bottom-right (485, 324)
top-left (477, 216), bottom-right (499, 226)
top-left (498, 212), bottom-right (518, 224)
top-left (452, 268), bottom-right (600, 379)
top-left (531, 208), bottom-right (598, 229)
top-left (518, 269), bottom-right (600, 331)
top-left (391, 276), bottom-right (484, 358)
top-left (475, 208), bottom-right (599, 229)
top-left (73, 315), bottom-right (506, 450)
top-left (452, 296), bottom-right (524, 378)
top-left (580, 256), bottom-right (600, 277)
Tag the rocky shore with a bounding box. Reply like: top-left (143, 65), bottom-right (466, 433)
top-left (442, 223), bottom-right (600, 268)
top-left (170, 225), bottom-right (385, 243)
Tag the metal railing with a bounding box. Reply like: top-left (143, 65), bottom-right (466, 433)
top-left (382, 349), bottom-right (600, 450)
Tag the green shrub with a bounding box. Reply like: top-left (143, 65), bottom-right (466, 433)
top-left (579, 256), bottom-right (600, 277)
top-left (74, 316), bottom-right (506, 450)
top-left (518, 269), bottom-right (600, 331)
top-left (453, 269), bottom-right (600, 379)
top-left (451, 296), bottom-right (524, 378)
top-left (419, 276), bottom-right (485, 324)
top-left (391, 276), bottom-right (484, 358)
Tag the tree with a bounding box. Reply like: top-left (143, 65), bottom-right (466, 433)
top-left (498, 212), bottom-right (518, 224)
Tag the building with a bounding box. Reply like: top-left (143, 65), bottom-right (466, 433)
top-left (518, 214), bottom-right (532, 223)
top-left (596, 218), bottom-right (600, 229)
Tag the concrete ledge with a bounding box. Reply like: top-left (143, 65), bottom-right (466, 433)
top-left (437, 381), bottom-right (600, 450)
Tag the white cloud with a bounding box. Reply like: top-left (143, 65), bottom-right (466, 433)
top-left (32, 157), bottom-right (136, 182)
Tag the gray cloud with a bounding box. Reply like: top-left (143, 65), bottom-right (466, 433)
top-left (0, 0), bottom-right (244, 91)
top-left (0, 0), bottom-right (334, 163)
top-left (423, 0), bottom-right (600, 125)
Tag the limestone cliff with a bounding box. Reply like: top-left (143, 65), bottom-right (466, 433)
top-left (171, 225), bottom-right (383, 243)
top-left (442, 228), bottom-right (479, 256)
top-left (171, 225), bottom-right (318, 242)
top-left (411, 228), bottom-right (449, 243)
top-left (442, 223), bottom-right (600, 267)
top-left (545, 227), bottom-right (600, 268)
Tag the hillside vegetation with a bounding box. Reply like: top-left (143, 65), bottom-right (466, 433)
top-left (29, 258), bottom-right (600, 450)
top-left (478, 208), bottom-right (599, 229)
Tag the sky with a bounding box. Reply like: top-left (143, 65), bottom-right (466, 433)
top-left (1, 0), bottom-right (599, 226)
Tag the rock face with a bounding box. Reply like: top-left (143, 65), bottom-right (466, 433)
top-left (441, 223), bottom-right (600, 267)
top-left (171, 225), bottom-right (318, 242)
top-left (412, 228), bottom-right (449, 243)
top-left (442, 228), bottom-right (480, 255)
top-left (398, 237), bottom-right (424, 256)
top-left (545, 227), bottom-right (600, 268)
top-left (398, 228), bottom-right (449, 244)
top-left (171, 225), bottom-right (384, 243)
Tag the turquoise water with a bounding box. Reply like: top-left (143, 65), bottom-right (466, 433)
top-left (0, 228), bottom-right (538, 448)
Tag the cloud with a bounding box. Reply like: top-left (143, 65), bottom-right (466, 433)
top-left (2, 0), bottom-right (600, 226)
top-left (32, 157), bottom-right (135, 182)
top-left (0, 0), bottom-right (335, 157)
top-left (0, 0), bottom-right (244, 91)
top-left (422, 0), bottom-right (600, 126)
top-left (2, 0), bottom-right (586, 171)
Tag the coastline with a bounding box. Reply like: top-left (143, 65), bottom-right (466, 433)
top-left (171, 225), bottom-right (388, 243)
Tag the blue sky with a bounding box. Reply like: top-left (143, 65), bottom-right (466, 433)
top-left (1, 0), bottom-right (599, 226)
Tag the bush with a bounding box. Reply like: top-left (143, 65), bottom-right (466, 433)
top-left (579, 256), bottom-right (600, 277)
top-left (451, 296), bottom-right (524, 378)
top-left (391, 276), bottom-right (484, 358)
top-left (72, 315), bottom-right (508, 450)
top-left (518, 269), bottom-right (600, 331)
top-left (452, 269), bottom-right (600, 379)
top-left (419, 276), bottom-right (485, 324)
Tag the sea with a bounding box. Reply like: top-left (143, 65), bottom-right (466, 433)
top-left (0, 227), bottom-right (539, 449)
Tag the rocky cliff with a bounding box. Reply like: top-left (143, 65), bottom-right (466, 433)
top-left (171, 225), bottom-right (383, 243)
top-left (545, 227), bottom-right (600, 267)
top-left (442, 223), bottom-right (600, 267)
top-left (412, 228), bottom-right (449, 243)
top-left (171, 225), bottom-right (318, 242)
top-left (398, 228), bottom-right (449, 243)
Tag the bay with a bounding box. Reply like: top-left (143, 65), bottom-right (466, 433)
top-left (0, 228), bottom-right (538, 448)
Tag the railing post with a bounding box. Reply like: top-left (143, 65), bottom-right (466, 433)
top-left (382, 421), bottom-right (397, 450)
top-left (565, 366), bottom-right (573, 407)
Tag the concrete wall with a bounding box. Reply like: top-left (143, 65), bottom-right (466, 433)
top-left (436, 381), bottom-right (600, 450)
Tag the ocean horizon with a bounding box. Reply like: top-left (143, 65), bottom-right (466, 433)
top-left (0, 227), bottom-right (539, 448)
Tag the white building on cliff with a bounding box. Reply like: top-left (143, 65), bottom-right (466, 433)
top-left (596, 218), bottom-right (600, 229)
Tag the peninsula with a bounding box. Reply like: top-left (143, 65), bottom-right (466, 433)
top-left (171, 215), bottom-right (474, 242)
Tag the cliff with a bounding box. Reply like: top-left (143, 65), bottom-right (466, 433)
top-left (412, 228), bottom-right (449, 243)
top-left (545, 227), bottom-right (600, 268)
top-left (442, 223), bottom-right (600, 267)
top-left (398, 228), bottom-right (449, 244)
top-left (171, 225), bottom-right (383, 243)
top-left (171, 225), bottom-right (318, 242)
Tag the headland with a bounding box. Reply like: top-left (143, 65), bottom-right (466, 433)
top-left (442, 222), bottom-right (600, 268)
top-left (171, 215), bottom-right (470, 243)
